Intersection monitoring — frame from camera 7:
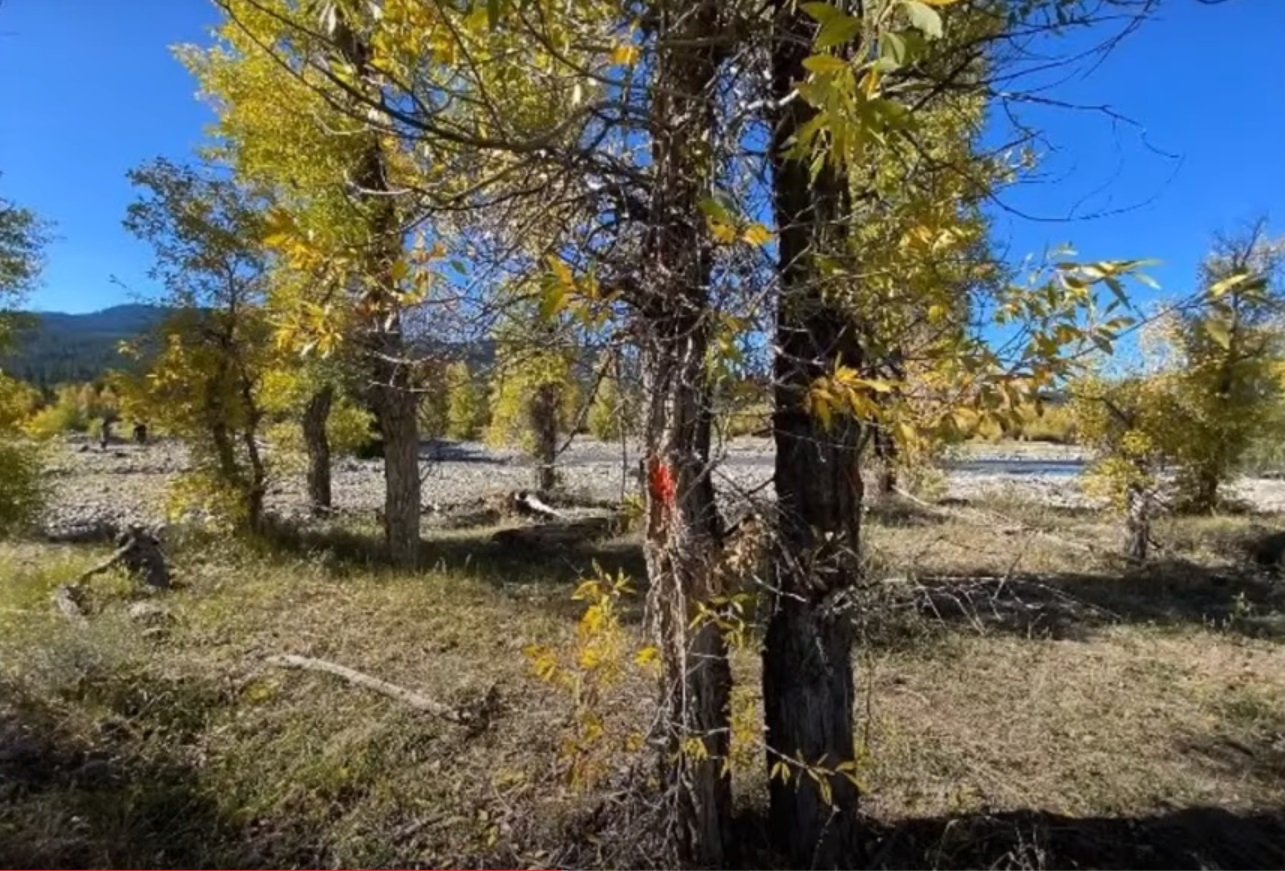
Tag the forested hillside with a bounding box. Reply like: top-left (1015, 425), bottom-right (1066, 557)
top-left (0, 304), bottom-right (166, 387)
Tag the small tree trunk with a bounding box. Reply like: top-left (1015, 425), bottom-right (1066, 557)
top-left (1194, 468), bottom-right (1220, 514)
top-left (1124, 481), bottom-right (1150, 561)
top-left (529, 382), bottom-right (560, 492)
top-left (873, 425), bottom-right (897, 497)
top-left (303, 385), bottom-right (335, 512)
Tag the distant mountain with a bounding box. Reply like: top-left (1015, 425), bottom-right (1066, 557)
top-left (1, 304), bottom-right (170, 388)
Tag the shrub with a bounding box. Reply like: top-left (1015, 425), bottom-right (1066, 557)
top-left (0, 439), bottom-right (44, 536)
top-left (445, 362), bottom-right (487, 440)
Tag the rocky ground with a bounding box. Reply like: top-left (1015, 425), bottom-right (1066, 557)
top-left (37, 433), bottom-right (1285, 536)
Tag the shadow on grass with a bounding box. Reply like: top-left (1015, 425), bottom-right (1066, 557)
top-left (251, 517), bottom-right (649, 618)
top-left (0, 679), bottom-right (271, 870)
top-left (860, 805), bottom-right (1285, 870)
top-left (898, 555), bottom-right (1285, 643)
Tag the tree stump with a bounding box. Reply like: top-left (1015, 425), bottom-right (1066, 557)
top-left (78, 524), bottom-right (171, 590)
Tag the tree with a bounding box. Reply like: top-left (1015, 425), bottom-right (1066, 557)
top-left (445, 361), bottom-right (486, 440)
top-left (487, 330), bottom-right (574, 491)
top-left (1073, 373), bottom-right (1171, 559)
top-left (0, 182), bottom-right (49, 537)
top-left (186, 0), bottom-right (427, 565)
top-left (122, 159), bottom-right (275, 532)
top-left (0, 372), bottom-right (43, 537)
top-left (1166, 222), bottom-right (1285, 512)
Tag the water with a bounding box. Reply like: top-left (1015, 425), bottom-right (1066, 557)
top-left (944, 458), bottom-right (1085, 477)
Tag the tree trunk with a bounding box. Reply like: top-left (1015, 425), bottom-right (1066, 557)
top-left (638, 1), bottom-right (732, 864)
top-left (529, 382), bottom-right (560, 492)
top-left (303, 385), bottom-right (335, 512)
top-left (332, 13), bottom-right (421, 567)
top-left (1124, 480), bottom-right (1150, 561)
top-left (372, 370), bottom-right (421, 567)
top-left (763, 1), bottom-right (862, 864)
top-left (873, 425), bottom-right (898, 497)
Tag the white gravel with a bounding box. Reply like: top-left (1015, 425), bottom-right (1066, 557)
top-left (38, 434), bottom-right (1285, 535)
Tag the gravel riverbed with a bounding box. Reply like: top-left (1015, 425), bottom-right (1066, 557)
top-left (38, 435), bottom-right (1285, 535)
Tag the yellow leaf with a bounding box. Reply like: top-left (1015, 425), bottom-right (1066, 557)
top-left (633, 645), bottom-right (660, 667)
top-left (742, 223), bottom-right (772, 247)
top-left (610, 43), bottom-right (639, 65)
top-left (547, 254), bottom-right (574, 288)
top-left (710, 221), bottom-right (737, 244)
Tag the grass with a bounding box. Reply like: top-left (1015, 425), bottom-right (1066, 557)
top-left (3, 499), bottom-right (1285, 868)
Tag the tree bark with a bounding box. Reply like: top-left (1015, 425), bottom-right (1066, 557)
top-left (373, 374), bottom-right (421, 567)
top-left (529, 382), bottom-right (560, 492)
top-left (763, 2), bottom-right (862, 865)
top-left (1124, 480), bottom-right (1150, 561)
top-left (303, 385), bottom-right (335, 512)
top-left (332, 13), bottom-right (421, 566)
top-left (873, 425), bottom-right (898, 497)
top-left (637, 1), bottom-right (732, 865)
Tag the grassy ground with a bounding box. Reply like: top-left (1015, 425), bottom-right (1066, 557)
top-left (3, 499), bottom-right (1285, 868)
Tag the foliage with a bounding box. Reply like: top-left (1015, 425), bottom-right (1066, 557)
top-left (0, 372), bottom-right (44, 536)
top-left (1161, 225), bottom-right (1285, 510)
top-left (1072, 373), bottom-right (1172, 513)
top-left (23, 383), bottom-right (120, 439)
top-left (121, 159), bottom-right (276, 530)
top-left (486, 340), bottom-right (574, 454)
top-left (445, 362), bottom-right (487, 441)
top-left (0, 177), bottom-right (49, 303)
top-left (524, 564), bottom-right (656, 793)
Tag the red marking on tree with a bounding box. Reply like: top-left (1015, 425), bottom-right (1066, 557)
top-left (649, 458), bottom-right (677, 509)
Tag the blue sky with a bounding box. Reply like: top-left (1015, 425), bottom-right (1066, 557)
top-left (1, 0), bottom-right (1282, 314)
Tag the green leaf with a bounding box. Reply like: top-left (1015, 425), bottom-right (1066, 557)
top-left (486, 0), bottom-right (502, 29)
top-left (901, 0), bottom-right (943, 38)
top-left (879, 31), bottom-right (908, 69)
top-left (802, 54), bottom-right (849, 74)
top-left (815, 13), bottom-right (863, 49)
top-left (801, 2), bottom-right (841, 23)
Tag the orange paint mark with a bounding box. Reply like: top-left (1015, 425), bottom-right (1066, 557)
top-left (649, 458), bottom-right (677, 509)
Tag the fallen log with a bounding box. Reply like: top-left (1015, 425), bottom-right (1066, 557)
top-left (77, 524), bottom-right (170, 590)
top-left (490, 514), bottom-right (624, 548)
top-left (264, 654), bottom-right (495, 727)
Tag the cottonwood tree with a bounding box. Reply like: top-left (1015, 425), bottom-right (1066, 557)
top-left (0, 183), bottom-right (48, 536)
top-left (122, 159), bottom-right (275, 532)
top-left (1165, 221), bottom-right (1285, 512)
top-left (185, 1), bottom-right (432, 564)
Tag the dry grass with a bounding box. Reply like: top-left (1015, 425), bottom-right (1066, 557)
top-left (2, 499), bottom-right (1285, 868)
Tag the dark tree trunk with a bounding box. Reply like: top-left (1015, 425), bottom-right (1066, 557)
top-left (1124, 480), bottom-right (1150, 561)
top-left (529, 382), bottom-right (560, 492)
top-left (373, 373), bottom-right (421, 566)
top-left (763, 1), bottom-right (862, 865)
top-left (873, 425), bottom-right (898, 497)
top-left (303, 385), bottom-right (335, 512)
top-left (237, 375), bottom-right (267, 533)
top-left (332, 14), bottom-right (421, 567)
top-left (637, 1), bottom-right (732, 864)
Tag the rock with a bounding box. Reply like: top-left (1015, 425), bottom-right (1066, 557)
top-left (126, 601), bottom-right (173, 624)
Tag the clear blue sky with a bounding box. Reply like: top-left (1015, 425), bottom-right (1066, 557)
top-left (1, 0), bottom-right (1282, 314)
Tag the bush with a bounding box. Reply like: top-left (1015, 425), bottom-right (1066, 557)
top-left (0, 439), bottom-right (45, 536)
top-left (445, 362), bottom-right (487, 440)
top-left (23, 382), bottom-right (119, 439)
